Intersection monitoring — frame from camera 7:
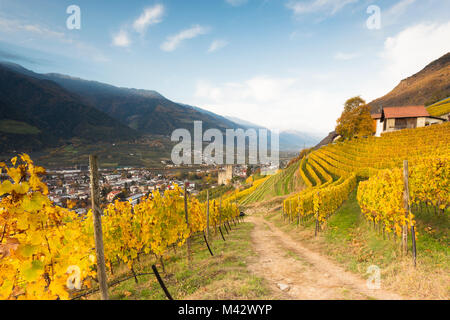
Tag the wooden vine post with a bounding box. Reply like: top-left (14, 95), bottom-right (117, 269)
top-left (289, 200), bottom-right (293, 223)
top-left (402, 160), bottom-right (409, 254)
top-left (403, 160), bottom-right (417, 265)
top-left (219, 197), bottom-right (222, 223)
top-left (215, 199), bottom-right (219, 235)
top-left (234, 189), bottom-right (238, 220)
top-left (184, 182), bottom-right (192, 269)
top-left (206, 190), bottom-right (210, 240)
top-left (89, 155), bottom-right (109, 300)
top-left (314, 192), bottom-right (320, 237)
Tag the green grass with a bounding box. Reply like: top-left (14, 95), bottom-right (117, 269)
top-left (412, 204), bottom-right (449, 254)
top-left (0, 119), bottom-right (40, 135)
top-left (86, 222), bottom-right (272, 300)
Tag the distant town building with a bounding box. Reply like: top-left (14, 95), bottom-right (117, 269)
top-left (218, 165), bottom-right (233, 185)
top-left (126, 193), bottom-right (145, 205)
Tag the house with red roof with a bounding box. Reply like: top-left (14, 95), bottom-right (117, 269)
top-left (371, 105), bottom-right (445, 137)
top-left (107, 190), bottom-right (122, 202)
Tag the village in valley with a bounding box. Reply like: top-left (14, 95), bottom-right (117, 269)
top-left (34, 163), bottom-right (262, 214)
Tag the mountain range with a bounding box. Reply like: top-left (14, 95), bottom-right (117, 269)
top-left (0, 62), bottom-right (320, 155)
top-left (1, 51), bottom-right (448, 160)
top-left (224, 116), bottom-right (321, 151)
top-left (0, 64), bottom-right (138, 152)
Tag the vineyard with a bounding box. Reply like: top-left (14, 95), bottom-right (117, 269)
top-left (0, 154), bottom-right (241, 300)
top-left (276, 122), bottom-right (449, 247)
top-left (1, 121), bottom-right (449, 300)
top-left (238, 160), bottom-right (304, 205)
top-left (427, 97), bottom-right (450, 117)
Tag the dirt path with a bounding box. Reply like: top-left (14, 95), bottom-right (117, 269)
top-left (246, 215), bottom-right (405, 300)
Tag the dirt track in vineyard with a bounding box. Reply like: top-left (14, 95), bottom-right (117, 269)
top-left (246, 215), bottom-right (405, 300)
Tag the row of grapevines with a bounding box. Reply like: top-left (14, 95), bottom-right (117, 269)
top-left (313, 122), bottom-right (450, 179)
top-left (0, 154), bottom-right (239, 299)
top-left (357, 157), bottom-right (449, 235)
top-left (306, 164), bottom-right (322, 186)
top-left (427, 97), bottom-right (450, 117)
top-left (284, 173), bottom-right (356, 224)
top-left (224, 175), bottom-right (271, 204)
top-left (298, 157), bottom-right (313, 188)
top-left (283, 122), bottom-right (449, 230)
top-left (0, 155), bottom-right (96, 300)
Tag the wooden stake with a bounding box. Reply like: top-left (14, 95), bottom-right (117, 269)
top-left (402, 160), bottom-right (409, 255)
top-left (234, 190), bottom-right (238, 219)
top-left (411, 225), bottom-right (417, 267)
top-left (184, 182), bottom-right (192, 269)
top-left (288, 201), bottom-right (291, 223)
top-left (219, 197), bottom-right (222, 227)
top-left (206, 190), bottom-right (210, 240)
top-left (315, 192), bottom-right (319, 237)
top-left (89, 155), bottom-right (109, 300)
top-left (131, 267), bottom-right (138, 284)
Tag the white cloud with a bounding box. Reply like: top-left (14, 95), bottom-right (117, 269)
top-left (161, 25), bottom-right (209, 52)
top-left (193, 76), bottom-right (343, 134)
top-left (208, 40), bottom-right (229, 53)
top-left (133, 4), bottom-right (164, 35)
top-left (0, 17), bottom-right (64, 38)
top-left (381, 22), bottom-right (450, 82)
top-left (286, 0), bottom-right (358, 16)
top-left (112, 29), bottom-right (131, 47)
top-left (334, 52), bottom-right (359, 60)
top-left (225, 0), bottom-right (248, 7)
top-left (0, 16), bottom-right (109, 62)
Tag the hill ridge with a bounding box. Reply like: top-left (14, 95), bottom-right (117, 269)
top-left (369, 52), bottom-right (450, 112)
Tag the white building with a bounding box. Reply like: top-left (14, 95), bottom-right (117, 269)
top-left (372, 105), bottom-right (446, 137)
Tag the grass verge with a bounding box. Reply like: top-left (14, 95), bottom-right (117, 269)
top-left (86, 221), bottom-right (272, 300)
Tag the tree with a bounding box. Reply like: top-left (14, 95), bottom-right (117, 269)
top-left (336, 96), bottom-right (374, 139)
top-left (343, 96), bottom-right (366, 113)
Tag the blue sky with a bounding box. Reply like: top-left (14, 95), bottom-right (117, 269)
top-left (0, 0), bottom-right (449, 134)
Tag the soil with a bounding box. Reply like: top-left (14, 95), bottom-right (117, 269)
top-left (246, 215), bottom-right (405, 300)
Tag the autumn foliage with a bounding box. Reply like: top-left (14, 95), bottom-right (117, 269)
top-left (336, 96), bottom-right (374, 139)
top-left (0, 154), bottom-right (239, 299)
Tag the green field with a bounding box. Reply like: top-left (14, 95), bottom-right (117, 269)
top-left (11, 138), bottom-right (175, 169)
top-left (0, 119), bottom-right (40, 135)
